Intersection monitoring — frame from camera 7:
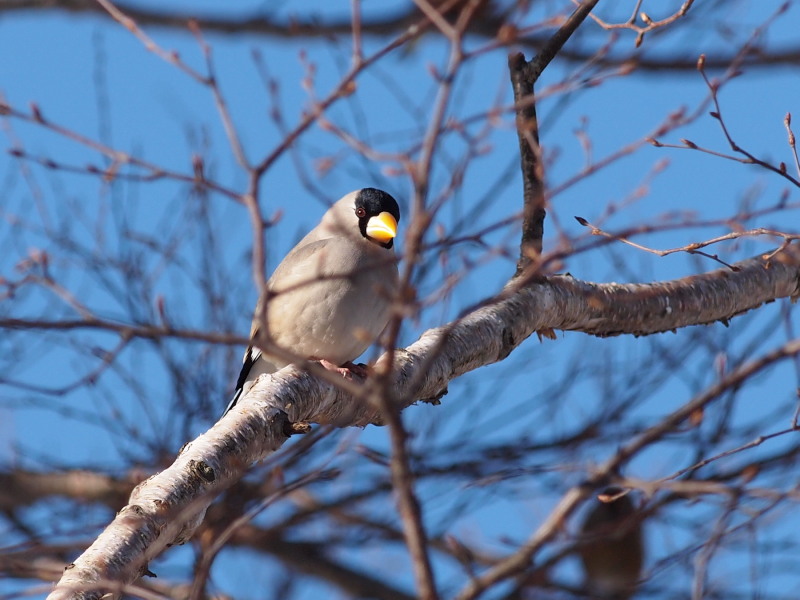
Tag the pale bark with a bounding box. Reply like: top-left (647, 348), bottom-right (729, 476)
top-left (47, 244), bottom-right (800, 599)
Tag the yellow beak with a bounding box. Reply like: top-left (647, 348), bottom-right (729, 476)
top-left (365, 211), bottom-right (397, 243)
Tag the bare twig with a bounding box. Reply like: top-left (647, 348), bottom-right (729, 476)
top-left (660, 426), bottom-right (799, 483)
top-left (190, 22), bottom-right (250, 170)
top-left (190, 470), bottom-right (337, 600)
top-left (376, 391), bottom-right (440, 600)
top-left (588, 0), bottom-right (695, 47)
top-left (785, 113), bottom-right (800, 179)
top-left (1, 102), bottom-right (241, 201)
top-left (575, 218), bottom-right (800, 266)
top-left (530, 0), bottom-right (600, 82)
top-left (94, 0), bottom-right (208, 83)
top-left (648, 5), bottom-right (800, 189)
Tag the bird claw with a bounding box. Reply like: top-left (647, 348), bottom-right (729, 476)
top-left (319, 359), bottom-right (369, 379)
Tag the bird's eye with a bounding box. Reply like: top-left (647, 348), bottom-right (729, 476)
top-left (355, 207), bottom-right (367, 218)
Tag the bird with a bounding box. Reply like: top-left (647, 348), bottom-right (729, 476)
top-left (224, 188), bottom-right (400, 416)
top-left (578, 487), bottom-right (645, 600)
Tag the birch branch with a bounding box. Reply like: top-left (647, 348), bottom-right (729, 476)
top-left (48, 244), bottom-right (800, 599)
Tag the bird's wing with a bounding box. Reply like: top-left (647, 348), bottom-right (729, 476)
top-left (268, 238), bottom-right (332, 290)
top-left (223, 241), bottom-right (332, 416)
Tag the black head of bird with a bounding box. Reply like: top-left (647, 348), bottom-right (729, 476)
top-left (308, 187), bottom-right (399, 248)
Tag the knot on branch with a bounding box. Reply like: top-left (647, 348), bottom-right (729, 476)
top-left (188, 459), bottom-right (215, 483)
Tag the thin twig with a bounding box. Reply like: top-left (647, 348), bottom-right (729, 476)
top-left (574, 218), bottom-right (799, 266)
top-left (528, 0), bottom-right (601, 82)
top-left (1, 103), bottom-right (241, 201)
top-left (785, 113), bottom-right (800, 179)
top-left (190, 469), bottom-right (337, 600)
top-left (94, 0), bottom-right (208, 83)
top-left (190, 22), bottom-right (251, 170)
top-left (660, 426), bottom-right (798, 483)
top-left (588, 0), bottom-right (695, 47)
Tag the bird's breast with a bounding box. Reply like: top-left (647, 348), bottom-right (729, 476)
top-left (265, 239), bottom-right (397, 365)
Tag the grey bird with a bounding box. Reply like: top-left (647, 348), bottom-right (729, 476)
top-left (578, 487), bottom-right (645, 600)
top-left (224, 188), bottom-right (400, 415)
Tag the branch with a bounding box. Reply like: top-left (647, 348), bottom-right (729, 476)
top-left (4, 1), bottom-right (799, 72)
top-left (508, 0), bottom-right (599, 272)
top-left (527, 0), bottom-right (600, 83)
top-left (222, 535), bottom-right (417, 600)
top-left (508, 52), bottom-right (545, 271)
top-left (0, 470), bottom-right (135, 511)
top-left (47, 243), bottom-right (800, 598)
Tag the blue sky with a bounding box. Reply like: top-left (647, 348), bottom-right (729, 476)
top-left (1, 1), bottom-right (799, 598)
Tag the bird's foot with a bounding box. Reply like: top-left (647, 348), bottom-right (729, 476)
top-left (319, 359), bottom-right (369, 379)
